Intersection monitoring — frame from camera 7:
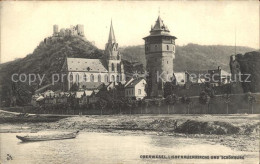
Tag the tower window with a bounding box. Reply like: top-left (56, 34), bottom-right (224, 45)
top-left (167, 45), bottom-right (169, 50)
top-left (117, 63), bottom-right (121, 72)
top-left (112, 63), bottom-right (115, 71)
top-left (167, 61), bottom-right (168, 64)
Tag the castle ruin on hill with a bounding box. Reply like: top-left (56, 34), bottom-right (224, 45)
top-left (53, 24), bottom-right (84, 37)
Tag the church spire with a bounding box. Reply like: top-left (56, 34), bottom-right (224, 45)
top-left (108, 19), bottom-right (116, 43)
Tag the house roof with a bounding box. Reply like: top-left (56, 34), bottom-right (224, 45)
top-left (83, 82), bottom-right (104, 90)
top-left (66, 58), bottom-right (107, 72)
top-left (125, 78), bottom-right (145, 88)
top-left (76, 90), bottom-right (93, 98)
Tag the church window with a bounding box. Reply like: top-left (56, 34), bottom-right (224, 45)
top-left (155, 45), bottom-right (158, 51)
top-left (104, 74), bottom-right (109, 82)
top-left (98, 74), bottom-right (101, 82)
top-left (116, 75), bottom-right (120, 82)
top-left (90, 74), bottom-right (94, 82)
top-left (167, 45), bottom-right (169, 50)
top-left (167, 61), bottom-right (168, 64)
top-left (70, 73), bottom-right (73, 82)
top-left (111, 75), bottom-right (115, 82)
top-left (112, 63), bottom-right (115, 71)
top-left (76, 74), bottom-right (79, 84)
top-left (117, 64), bottom-right (121, 72)
top-left (83, 74), bottom-right (87, 81)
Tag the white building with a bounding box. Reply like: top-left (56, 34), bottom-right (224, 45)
top-left (125, 78), bottom-right (147, 100)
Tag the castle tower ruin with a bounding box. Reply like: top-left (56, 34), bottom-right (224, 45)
top-left (53, 25), bottom-right (59, 36)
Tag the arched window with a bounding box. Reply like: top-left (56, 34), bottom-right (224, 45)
top-left (98, 74), bottom-right (101, 82)
top-left (90, 74), bottom-right (94, 82)
top-left (111, 75), bottom-right (115, 82)
top-left (111, 63), bottom-right (115, 72)
top-left (76, 74), bottom-right (79, 84)
top-left (155, 45), bottom-right (158, 51)
top-left (166, 45), bottom-right (169, 50)
top-left (117, 64), bottom-right (121, 72)
top-left (69, 73), bottom-right (73, 82)
top-left (83, 74), bottom-right (87, 82)
top-left (116, 75), bottom-right (120, 82)
top-left (104, 74), bottom-right (109, 83)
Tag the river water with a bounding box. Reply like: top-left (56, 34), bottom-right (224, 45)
top-left (0, 131), bottom-right (258, 164)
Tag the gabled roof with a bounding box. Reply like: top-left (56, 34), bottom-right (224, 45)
top-left (125, 78), bottom-right (146, 88)
top-left (66, 58), bottom-right (108, 72)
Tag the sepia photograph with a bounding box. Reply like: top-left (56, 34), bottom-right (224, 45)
top-left (0, 1), bottom-right (259, 163)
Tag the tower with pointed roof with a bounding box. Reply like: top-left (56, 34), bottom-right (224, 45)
top-left (104, 20), bottom-right (125, 83)
top-left (143, 16), bottom-right (177, 97)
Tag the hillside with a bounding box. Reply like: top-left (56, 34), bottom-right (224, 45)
top-left (0, 36), bottom-right (256, 105)
top-left (0, 36), bottom-right (143, 105)
top-left (0, 36), bottom-right (104, 105)
top-left (120, 43), bottom-right (255, 72)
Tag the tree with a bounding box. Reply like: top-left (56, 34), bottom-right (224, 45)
top-left (165, 94), bottom-right (178, 114)
top-left (70, 83), bottom-right (79, 92)
top-left (199, 91), bottom-right (210, 114)
top-left (163, 82), bottom-right (174, 98)
top-left (222, 94), bottom-right (231, 114)
top-left (247, 92), bottom-right (256, 114)
top-left (98, 99), bottom-right (107, 115)
top-left (181, 96), bottom-right (192, 114)
top-left (154, 98), bottom-right (162, 115)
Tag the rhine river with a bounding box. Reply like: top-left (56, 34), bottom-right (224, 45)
top-left (0, 131), bottom-right (258, 164)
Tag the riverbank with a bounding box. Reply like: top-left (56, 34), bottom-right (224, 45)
top-left (1, 110), bottom-right (259, 152)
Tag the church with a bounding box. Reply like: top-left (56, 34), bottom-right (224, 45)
top-left (61, 21), bottom-right (125, 91)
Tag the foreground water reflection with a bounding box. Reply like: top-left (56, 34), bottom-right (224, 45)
top-left (0, 131), bottom-right (258, 164)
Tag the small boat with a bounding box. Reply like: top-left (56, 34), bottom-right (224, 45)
top-left (16, 131), bottom-right (79, 142)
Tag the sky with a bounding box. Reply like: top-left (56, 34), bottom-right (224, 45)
top-left (0, 1), bottom-right (259, 63)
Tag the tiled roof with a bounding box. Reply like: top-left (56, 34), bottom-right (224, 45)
top-left (83, 82), bottom-right (104, 90)
top-left (152, 16), bottom-right (169, 32)
top-left (66, 58), bottom-right (108, 72)
top-left (125, 78), bottom-right (145, 88)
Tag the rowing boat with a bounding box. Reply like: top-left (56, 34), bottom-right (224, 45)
top-left (16, 131), bottom-right (79, 142)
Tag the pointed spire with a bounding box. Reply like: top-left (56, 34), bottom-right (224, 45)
top-left (108, 19), bottom-right (116, 43)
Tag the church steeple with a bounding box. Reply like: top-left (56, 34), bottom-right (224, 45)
top-left (108, 20), bottom-right (116, 43)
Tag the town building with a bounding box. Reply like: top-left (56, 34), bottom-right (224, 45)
top-left (125, 78), bottom-right (147, 100)
top-left (143, 16), bottom-right (177, 98)
top-left (61, 21), bottom-right (125, 91)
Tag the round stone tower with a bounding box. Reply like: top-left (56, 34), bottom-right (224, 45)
top-left (143, 16), bottom-right (177, 98)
